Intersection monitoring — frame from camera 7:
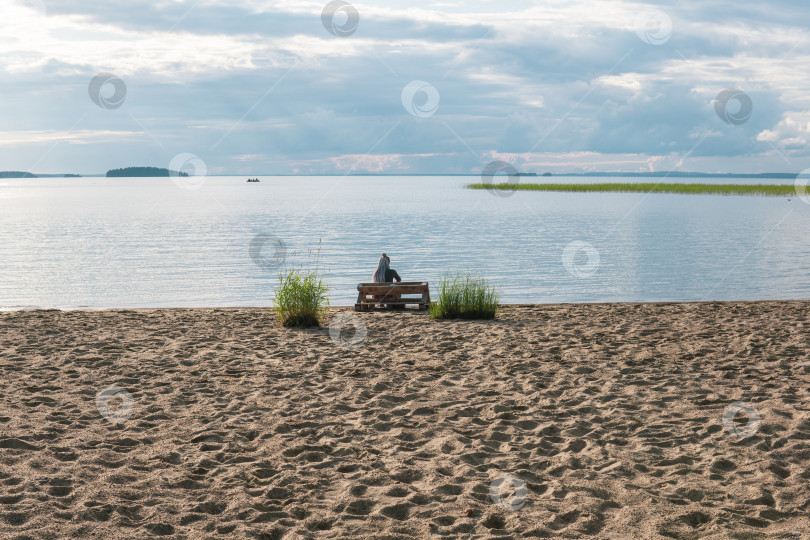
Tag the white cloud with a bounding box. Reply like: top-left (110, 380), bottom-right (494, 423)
top-left (2, 0), bottom-right (810, 173)
top-left (0, 129), bottom-right (144, 146)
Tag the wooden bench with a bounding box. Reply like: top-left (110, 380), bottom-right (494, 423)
top-left (355, 282), bottom-right (431, 311)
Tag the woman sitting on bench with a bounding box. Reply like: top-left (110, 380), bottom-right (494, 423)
top-left (372, 253), bottom-right (401, 284)
top-left (372, 253), bottom-right (402, 308)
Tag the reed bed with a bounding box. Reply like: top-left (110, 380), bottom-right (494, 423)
top-left (466, 182), bottom-right (797, 197)
top-left (272, 242), bottom-right (333, 331)
top-left (430, 273), bottom-right (499, 320)
top-left (272, 268), bottom-right (329, 327)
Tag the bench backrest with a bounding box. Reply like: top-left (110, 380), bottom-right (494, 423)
top-left (357, 282), bottom-right (429, 295)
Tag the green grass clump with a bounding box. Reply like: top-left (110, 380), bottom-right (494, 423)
top-left (272, 268), bottom-right (329, 327)
top-left (430, 273), bottom-right (499, 320)
top-left (466, 182), bottom-right (797, 197)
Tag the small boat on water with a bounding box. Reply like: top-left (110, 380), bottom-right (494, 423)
top-left (247, 178), bottom-right (260, 183)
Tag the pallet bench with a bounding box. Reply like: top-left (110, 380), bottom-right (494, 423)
top-left (354, 282), bottom-right (431, 311)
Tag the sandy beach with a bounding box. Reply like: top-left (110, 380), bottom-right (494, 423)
top-left (1, 302), bottom-right (809, 538)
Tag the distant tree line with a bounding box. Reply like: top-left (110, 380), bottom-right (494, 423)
top-left (106, 167), bottom-right (188, 177)
top-left (0, 171), bottom-right (37, 178)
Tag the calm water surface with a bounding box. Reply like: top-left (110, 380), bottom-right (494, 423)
top-left (1, 176), bottom-right (808, 309)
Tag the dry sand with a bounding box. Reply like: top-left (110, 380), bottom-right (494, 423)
top-left (1, 302), bottom-right (809, 539)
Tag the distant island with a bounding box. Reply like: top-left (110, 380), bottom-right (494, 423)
top-left (0, 171), bottom-right (36, 178)
top-left (0, 171), bottom-right (80, 178)
top-left (106, 167), bottom-right (188, 177)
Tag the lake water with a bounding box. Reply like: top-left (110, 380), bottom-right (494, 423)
top-left (1, 175), bottom-right (809, 310)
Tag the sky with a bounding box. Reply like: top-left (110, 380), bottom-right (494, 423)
top-left (1, 0), bottom-right (809, 175)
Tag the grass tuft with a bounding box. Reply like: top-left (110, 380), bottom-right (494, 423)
top-left (272, 243), bottom-right (329, 328)
top-left (466, 182), bottom-right (798, 197)
top-left (272, 268), bottom-right (329, 327)
top-left (430, 273), bottom-right (499, 320)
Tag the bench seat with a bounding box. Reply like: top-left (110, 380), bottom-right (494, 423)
top-left (355, 282), bottom-right (431, 311)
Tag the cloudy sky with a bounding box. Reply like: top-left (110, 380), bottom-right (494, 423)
top-left (2, 0), bottom-right (809, 175)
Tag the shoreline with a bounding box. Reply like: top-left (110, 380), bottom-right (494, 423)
top-left (4, 297), bottom-right (810, 313)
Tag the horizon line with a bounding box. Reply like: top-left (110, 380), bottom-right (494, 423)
top-left (4, 170), bottom-right (805, 178)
